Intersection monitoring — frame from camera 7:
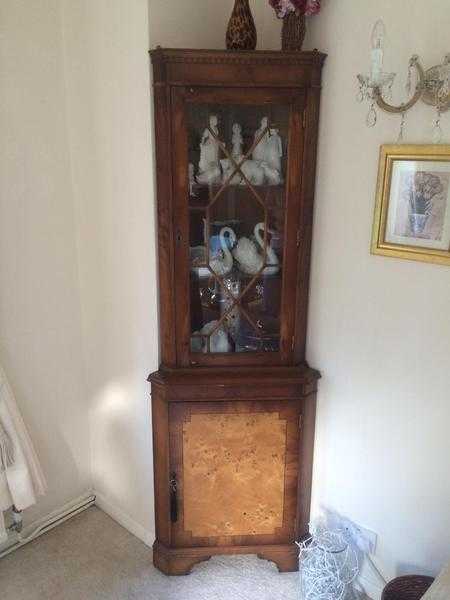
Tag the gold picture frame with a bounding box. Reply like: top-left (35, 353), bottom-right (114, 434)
top-left (372, 145), bottom-right (450, 266)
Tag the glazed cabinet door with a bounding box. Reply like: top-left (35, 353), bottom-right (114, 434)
top-left (168, 399), bottom-right (302, 548)
top-left (172, 87), bottom-right (306, 367)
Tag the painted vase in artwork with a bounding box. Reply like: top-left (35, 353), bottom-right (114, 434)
top-left (226, 0), bottom-right (257, 51)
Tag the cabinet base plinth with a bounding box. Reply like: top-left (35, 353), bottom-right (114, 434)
top-left (153, 541), bottom-right (299, 576)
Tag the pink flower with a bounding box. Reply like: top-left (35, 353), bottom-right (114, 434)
top-left (269, 0), bottom-right (305, 18)
top-left (269, 0), bottom-right (320, 18)
top-left (305, 0), bottom-right (320, 16)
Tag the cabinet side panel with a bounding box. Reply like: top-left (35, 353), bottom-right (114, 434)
top-left (151, 384), bottom-right (171, 545)
top-left (295, 79), bottom-right (322, 363)
top-left (280, 101), bottom-right (305, 362)
top-left (296, 391), bottom-right (317, 537)
top-left (152, 79), bottom-right (177, 366)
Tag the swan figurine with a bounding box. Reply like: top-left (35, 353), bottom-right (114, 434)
top-left (233, 222), bottom-right (279, 276)
top-left (209, 226), bottom-right (236, 277)
top-left (255, 223), bottom-right (280, 276)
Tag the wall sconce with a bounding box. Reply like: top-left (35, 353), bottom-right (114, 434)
top-left (357, 20), bottom-right (450, 141)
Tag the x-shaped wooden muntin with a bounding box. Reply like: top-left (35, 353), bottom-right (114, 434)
top-left (191, 124), bottom-right (280, 351)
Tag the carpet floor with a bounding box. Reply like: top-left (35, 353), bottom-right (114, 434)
top-left (0, 506), bottom-right (300, 600)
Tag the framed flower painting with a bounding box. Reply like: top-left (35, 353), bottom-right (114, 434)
top-left (372, 145), bottom-right (450, 266)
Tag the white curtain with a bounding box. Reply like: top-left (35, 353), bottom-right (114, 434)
top-left (0, 365), bottom-right (47, 542)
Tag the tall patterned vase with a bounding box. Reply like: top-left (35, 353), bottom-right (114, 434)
top-left (281, 11), bottom-right (306, 51)
top-left (226, 0), bottom-right (257, 51)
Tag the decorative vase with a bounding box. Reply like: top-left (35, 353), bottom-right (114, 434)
top-left (281, 11), bottom-right (306, 51)
top-left (226, 0), bottom-right (257, 51)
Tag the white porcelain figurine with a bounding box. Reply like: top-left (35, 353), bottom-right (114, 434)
top-left (220, 158), bottom-right (242, 185)
top-left (188, 162), bottom-right (197, 195)
top-left (231, 123), bottom-right (243, 159)
top-left (209, 226), bottom-right (236, 277)
top-left (220, 158), bottom-right (265, 186)
top-left (251, 118), bottom-right (283, 185)
top-left (191, 320), bottom-right (232, 353)
top-left (260, 161), bottom-right (282, 186)
top-left (265, 127), bottom-right (283, 174)
top-left (240, 160), bottom-right (265, 186)
top-left (233, 222), bottom-right (279, 276)
top-left (197, 115), bottom-right (221, 185)
top-left (252, 116), bottom-right (270, 163)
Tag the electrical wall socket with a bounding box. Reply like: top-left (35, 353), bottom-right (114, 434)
top-left (342, 518), bottom-right (377, 555)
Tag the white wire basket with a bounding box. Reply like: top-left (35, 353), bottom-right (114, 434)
top-left (298, 529), bottom-right (359, 600)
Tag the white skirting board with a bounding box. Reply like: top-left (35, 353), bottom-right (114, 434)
top-left (94, 491), bottom-right (154, 548)
top-left (0, 491), bottom-right (96, 558)
top-left (0, 489), bottom-right (154, 560)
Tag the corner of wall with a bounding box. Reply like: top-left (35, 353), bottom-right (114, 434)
top-left (95, 491), bottom-right (154, 548)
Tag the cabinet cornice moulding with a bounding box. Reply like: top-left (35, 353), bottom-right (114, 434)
top-left (150, 47), bottom-right (327, 66)
top-left (150, 48), bottom-right (327, 88)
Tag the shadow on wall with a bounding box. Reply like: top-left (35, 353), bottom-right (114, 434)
top-left (396, 562), bottom-right (436, 579)
top-left (89, 375), bottom-right (154, 510)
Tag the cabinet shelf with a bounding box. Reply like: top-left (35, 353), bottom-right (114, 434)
top-left (189, 183), bottom-right (286, 211)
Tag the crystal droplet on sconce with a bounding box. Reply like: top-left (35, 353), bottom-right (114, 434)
top-left (366, 103), bottom-right (377, 127)
top-left (433, 125), bottom-right (443, 144)
top-left (405, 65), bottom-right (413, 96)
top-left (433, 120), bottom-right (443, 143)
top-left (397, 112), bottom-right (407, 143)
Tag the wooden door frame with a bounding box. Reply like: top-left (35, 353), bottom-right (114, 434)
top-left (171, 86), bottom-right (307, 368)
top-left (168, 398), bottom-right (302, 549)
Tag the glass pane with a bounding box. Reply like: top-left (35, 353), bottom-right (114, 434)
top-left (188, 104), bottom-right (289, 354)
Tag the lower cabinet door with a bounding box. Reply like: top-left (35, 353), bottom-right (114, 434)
top-left (169, 399), bottom-right (301, 548)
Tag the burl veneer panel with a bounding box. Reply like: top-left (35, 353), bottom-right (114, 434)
top-left (182, 412), bottom-right (287, 538)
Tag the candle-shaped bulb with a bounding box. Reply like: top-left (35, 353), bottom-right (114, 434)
top-left (371, 19), bottom-right (385, 50)
top-left (370, 19), bottom-right (385, 85)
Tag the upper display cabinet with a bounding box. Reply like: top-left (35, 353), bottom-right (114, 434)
top-left (151, 49), bottom-right (326, 368)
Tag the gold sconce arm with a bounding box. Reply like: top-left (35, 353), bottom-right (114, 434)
top-left (357, 20), bottom-right (450, 135)
top-left (373, 56), bottom-right (426, 114)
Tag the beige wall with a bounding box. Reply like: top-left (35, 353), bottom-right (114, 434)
top-left (61, 0), bottom-right (157, 542)
top-left (61, 0), bottom-right (284, 543)
top-left (149, 0), bottom-right (281, 51)
top-left (306, 1), bottom-right (450, 596)
top-left (0, 0), bottom-right (91, 523)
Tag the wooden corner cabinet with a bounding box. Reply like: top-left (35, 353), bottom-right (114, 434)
top-left (148, 48), bottom-right (325, 576)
